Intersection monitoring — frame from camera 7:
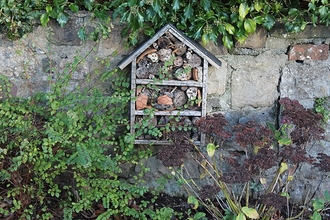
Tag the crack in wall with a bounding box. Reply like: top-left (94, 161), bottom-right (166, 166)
top-left (275, 67), bottom-right (283, 130)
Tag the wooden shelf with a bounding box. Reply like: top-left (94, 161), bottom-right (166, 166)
top-left (136, 79), bottom-right (203, 87)
top-left (134, 110), bottom-right (202, 116)
top-left (135, 139), bottom-right (201, 145)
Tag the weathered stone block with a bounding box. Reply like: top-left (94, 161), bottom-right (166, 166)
top-left (235, 27), bottom-right (268, 49)
top-left (280, 59), bottom-right (330, 108)
top-left (265, 37), bottom-right (292, 51)
top-left (288, 44), bottom-right (329, 61)
top-left (270, 24), bottom-right (330, 39)
top-left (230, 51), bottom-right (287, 109)
top-left (207, 58), bottom-right (227, 95)
top-left (202, 39), bottom-right (228, 55)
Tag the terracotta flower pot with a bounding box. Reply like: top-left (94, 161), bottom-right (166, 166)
top-left (136, 94), bottom-right (148, 110)
top-left (157, 95), bottom-right (173, 105)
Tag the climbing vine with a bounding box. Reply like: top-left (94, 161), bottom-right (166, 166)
top-left (1, 0), bottom-right (330, 48)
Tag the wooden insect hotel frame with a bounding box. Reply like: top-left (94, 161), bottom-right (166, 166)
top-left (118, 23), bottom-right (222, 145)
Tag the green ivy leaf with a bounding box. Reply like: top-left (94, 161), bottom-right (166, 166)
top-left (77, 28), bottom-right (87, 41)
top-left (69, 3), bottom-right (79, 13)
top-left (318, 5), bottom-right (327, 16)
top-left (201, 0), bottom-right (211, 11)
top-left (201, 33), bottom-right (209, 45)
top-left (239, 3), bottom-right (250, 21)
top-left (254, 1), bottom-right (263, 12)
top-left (40, 13), bottom-right (50, 26)
top-left (300, 21), bottom-right (307, 31)
top-left (194, 24), bottom-right (204, 39)
top-left (84, 0), bottom-right (94, 11)
top-left (253, 15), bottom-right (264, 24)
top-left (244, 18), bottom-right (256, 34)
top-left (222, 35), bottom-right (233, 49)
top-left (184, 3), bottom-right (193, 21)
top-left (235, 28), bottom-right (248, 43)
top-left (225, 23), bottom-right (235, 35)
top-left (311, 14), bottom-right (318, 25)
top-left (137, 12), bottom-right (144, 24)
top-left (230, 13), bottom-right (239, 23)
top-left (263, 14), bottom-right (275, 30)
top-left (241, 206), bottom-right (260, 219)
top-left (46, 5), bottom-right (53, 13)
top-left (288, 8), bottom-right (299, 16)
top-left (152, 0), bottom-right (162, 15)
top-left (56, 12), bottom-right (69, 27)
top-left (94, 9), bottom-right (110, 22)
top-left (144, 26), bottom-right (154, 36)
top-left (172, 0), bottom-right (180, 11)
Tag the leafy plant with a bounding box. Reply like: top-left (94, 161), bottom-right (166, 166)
top-left (310, 190), bottom-right (330, 220)
top-left (0, 44), bottom-right (171, 219)
top-left (166, 98), bottom-right (328, 220)
top-left (0, 0), bottom-right (41, 39)
top-left (314, 97), bottom-right (330, 122)
top-left (111, 0), bottom-right (330, 48)
top-left (2, 0), bottom-right (330, 49)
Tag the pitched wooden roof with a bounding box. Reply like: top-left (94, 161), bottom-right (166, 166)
top-left (117, 23), bottom-right (222, 69)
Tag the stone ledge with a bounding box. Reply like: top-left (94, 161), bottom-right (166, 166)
top-left (270, 24), bottom-right (330, 39)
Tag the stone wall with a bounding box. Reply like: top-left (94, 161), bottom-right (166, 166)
top-left (1, 14), bottom-right (330, 204)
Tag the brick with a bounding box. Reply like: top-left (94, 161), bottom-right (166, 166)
top-left (288, 44), bottom-right (329, 61)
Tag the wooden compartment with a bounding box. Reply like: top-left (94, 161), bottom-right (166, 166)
top-left (134, 115), bottom-right (201, 145)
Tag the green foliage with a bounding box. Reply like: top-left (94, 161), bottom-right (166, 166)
top-left (172, 101), bottom-right (327, 220)
top-left (310, 190), bottom-right (330, 220)
top-left (0, 75), bottom-right (13, 99)
top-left (0, 0), bottom-right (41, 39)
top-left (111, 0), bottom-right (330, 48)
top-left (0, 49), bottom-right (164, 219)
top-left (1, 0), bottom-right (330, 49)
top-left (314, 97), bottom-right (330, 122)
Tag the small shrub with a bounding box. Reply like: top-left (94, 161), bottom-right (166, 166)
top-left (0, 55), bottom-right (159, 219)
top-left (168, 98), bottom-right (329, 220)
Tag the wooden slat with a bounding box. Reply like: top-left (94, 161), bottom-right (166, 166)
top-left (200, 59), bottom-right (209, 146)
top-left (135, 140), bottom-right (201, 145)
top-left (130, 58), bottom-right (137, 135)
top-left (136, 79), bottom-right (203, 87)
top-left (118, 23), bottom-right (222, 70)
top-left (134, 110), bottom-right (202, 116)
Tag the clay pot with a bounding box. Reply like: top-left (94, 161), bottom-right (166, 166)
top-left (157, 95), bottom-right (173, 105)
top-left (136, 94), bottom-right (148, 110)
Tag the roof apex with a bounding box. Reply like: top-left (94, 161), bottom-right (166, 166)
top-left (117, 23), bottom-right (221, 69)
